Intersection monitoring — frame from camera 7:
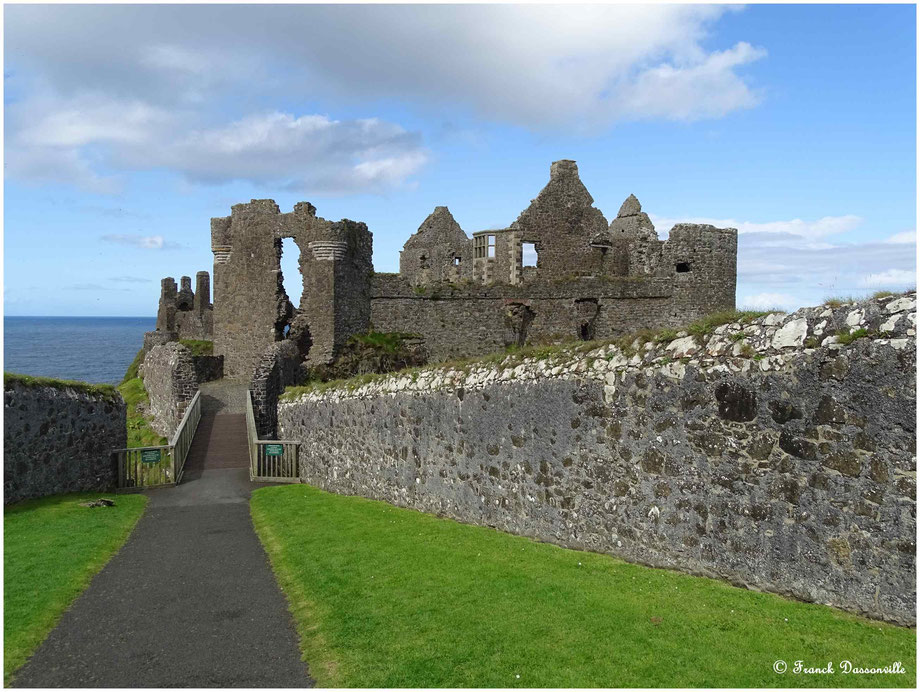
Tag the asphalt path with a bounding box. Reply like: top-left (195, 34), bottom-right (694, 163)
top-left (12, 382), bottom-right (312, 688)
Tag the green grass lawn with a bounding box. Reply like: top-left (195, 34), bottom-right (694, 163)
top-left (252, 485), bottom-right (916, 688)
top-left (4, 492), bottom-right (148, 683)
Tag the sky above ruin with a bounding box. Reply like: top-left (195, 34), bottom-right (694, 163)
top-left (3, 3), bottom-right (916, 316)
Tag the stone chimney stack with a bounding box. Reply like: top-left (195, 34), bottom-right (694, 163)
top-left (194, 271), bottom-right (210, 315)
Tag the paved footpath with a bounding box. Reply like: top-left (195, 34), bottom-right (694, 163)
top-left (12, 382), bottom-right (312, 688)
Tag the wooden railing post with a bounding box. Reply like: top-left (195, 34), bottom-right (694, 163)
top-left (246, 390), bottom-right (300, 483)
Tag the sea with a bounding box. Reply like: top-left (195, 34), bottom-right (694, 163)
top-left (4, 317), bottom-right (156, 385)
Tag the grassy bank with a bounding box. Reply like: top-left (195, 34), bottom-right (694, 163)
top-left (117, 376), bottom-right (167, 447)
top-left (118, 348), bottom-right (166, 448)
top-left (251, 485), bottom-right (915, 688)
top-left (4, 492), bottom-right (148, 683)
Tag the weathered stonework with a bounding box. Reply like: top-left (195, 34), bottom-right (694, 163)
top-left (140, 343), bottom-right (198, 438)
top-left (250, 340), bottom-right (304, 438)
top-left (279, 293), bottom-right (917, 625)
top-left (4, 382), bottom-right (126, 504)
top-left (210, 200), bottom-right (372, 378)
top-left (192, 355), bottom-right (224, 384)
top-left (142, 159), bottom-right (737, 385)
top-left (372, 160), bottom-right (737, 361)
top-left (150, 271), bottom-right (213, 346)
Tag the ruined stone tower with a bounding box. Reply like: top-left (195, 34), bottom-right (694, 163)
top-left (210, 200), bottom-right (372, 379)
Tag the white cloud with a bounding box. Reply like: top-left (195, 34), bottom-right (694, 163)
top-left (101, 234), bottom-right (178, 250)
top-left (4, 5), bottom-right (766, 192)
top-left (7, 102), bottom-right (429, 194)
top-left (16, 95), bottom-right (168, 148)
top-left (110, 276), bottom-right (153, 283)
top-left (648, 211), bottom-right (916, 310)
top-left (616, 42), bottom-right (766, 121)
top-left (884, 230), bottom-right (917, 244)
top-left (651, 214), bottom-right (864, 243)
top-left (859, 268), bottom-right (916, 288)
top-left (739, 292), bottom-right (799, 311)
top-left (5, 5), bottom-right (764, 129)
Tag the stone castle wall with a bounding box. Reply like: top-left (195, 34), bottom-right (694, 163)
top-left (279, 293), bottom-right (917, 624)
top-left (379, 160), bottom-right (736, 362)
top-left (140, 343), bottom-right (198, 439)
top-left (4, 380), bottom-right (126, 504)
top-left (144, 160), bottom-right (736, 384)
top-left (250, 340), bottom-right (303, 438)
top-left (370, 274), bottom-right (728, 362)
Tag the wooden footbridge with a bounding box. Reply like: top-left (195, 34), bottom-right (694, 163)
top-left (113, 381), bottom-right (300, 490)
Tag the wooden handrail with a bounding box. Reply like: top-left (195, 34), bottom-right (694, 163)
top-left (246, 390), bottom-right (300, 484)
top-left (113, 389), bottom-right (201, 490)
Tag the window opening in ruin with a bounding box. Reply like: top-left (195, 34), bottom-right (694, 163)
top-left (522, 242), bottom-right (537, 267)
top-left (487, 235), bottom-right (496, 258)
top-left (575, 298), bottom-right (599, 341)
top-left (676, 262), bottom-right (691, 273)
top-left (419, 253), bottom-right (429, 268)
top-left (474, 235), bottom-right (487, 258)
top-left (453, 257), bottom-right (461, 265)
top-left (280, 237), bottom-right (305, 307)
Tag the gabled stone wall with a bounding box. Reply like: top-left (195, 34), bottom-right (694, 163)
top-left (279, 293), bottom-right (917, 625)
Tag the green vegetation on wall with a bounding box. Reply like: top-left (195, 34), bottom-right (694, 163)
top-left (304, 331), bottom-right (426, 384)
top-left (3, 372), bottom-right (119, 403)
top-left (281, 308), bottom-right (779, 400)
top-left (117, 349), bottom-right (166, 448)
top-left (179, 339), bottom-right (213, 356)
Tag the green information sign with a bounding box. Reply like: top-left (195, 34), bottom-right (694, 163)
top-left (141, 449), bottom-right (162, 464)
top-left (264, 444), bottom-right (284, 457)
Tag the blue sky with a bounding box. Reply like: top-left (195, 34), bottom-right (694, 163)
top-left (4, 3), bottom-right (916, 316)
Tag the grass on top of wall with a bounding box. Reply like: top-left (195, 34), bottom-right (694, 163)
top-left (179, 339), bottom-right (213, 356)
top-left (3, 372), bottom-right (119, 402)
top-left (4, 492), bottom-right (148, 684)
top-left (251, 485), bottom-right (915, 688)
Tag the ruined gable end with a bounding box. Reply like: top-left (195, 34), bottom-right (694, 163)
top-left (399, 206), bottom-right (471, 286)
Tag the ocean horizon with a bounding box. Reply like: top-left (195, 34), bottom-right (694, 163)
top-left (4, 316), bottom-right (157, 385)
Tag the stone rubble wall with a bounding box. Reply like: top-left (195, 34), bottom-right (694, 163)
top-left (4, 382), bottom-right (126, 504)
top-left (370, 273), bottom-right (726, 362)
top-left (140, 343), bottom-right (198, 439)
top-left (279, 292), bottom-right (917, 624)
top-left (251, 340), bottom-right (303, 438)
top-left (192, 355), bottom-right (224, 384)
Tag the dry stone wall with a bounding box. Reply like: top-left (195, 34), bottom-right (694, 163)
top-left (4, 380), bottom-right (126, 504)
top-left (140, 343), bottom-right (198, 439)
top-left (280, 292), bottom-right (917, 625)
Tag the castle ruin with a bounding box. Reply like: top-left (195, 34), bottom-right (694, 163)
top-left (147, 160), bottom-right (737, 385)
